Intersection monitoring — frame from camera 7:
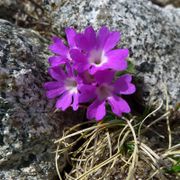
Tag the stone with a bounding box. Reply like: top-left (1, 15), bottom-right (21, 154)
top-left (151, 0), bottom-right (180, 7)
top-left (0, 0), bottom-right (48, 31)
top-left (0, 0), bottom-right (180, 179)
top-left (0, 0), bottom-right (18, 23)
top-left (0, 19), bottom-right (83, 179)
top-left (51, 0), bottom-right (180, 106)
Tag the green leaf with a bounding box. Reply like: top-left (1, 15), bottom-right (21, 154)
top-left (165, 161), bottom-right (180, 174)
top-left (171, 165), bottom-right (180, 173)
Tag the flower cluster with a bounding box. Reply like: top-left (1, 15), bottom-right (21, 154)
top-left (44, 26), bottom-right (135, 121)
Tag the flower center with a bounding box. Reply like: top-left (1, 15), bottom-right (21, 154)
top-left (65, 78), bottom-right (78, 94)
top-left (88, 50), bottom-right (107, 67)
top-left (96, 83), bottom-right (113, 101)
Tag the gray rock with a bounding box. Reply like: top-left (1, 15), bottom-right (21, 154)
top-left (0, 0), bottom-right (18, 23)
top-left (0, 19), bottom-right (83, 179)
top-left (0, 0), bottom-right (48, 31)
top-left (52, 0), bottom-right (180, 106)
top-left (151, 0), bottom-right (180, 7)
top-left (0, 0), bottom-right (180, 179)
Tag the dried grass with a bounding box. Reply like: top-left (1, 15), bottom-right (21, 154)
top-left (54, 98), bottom-right (180, 179)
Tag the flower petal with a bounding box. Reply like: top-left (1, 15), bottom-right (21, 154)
top-left (79, 85), bottom-right (96, 103)
top-left (48, 56), bottom-right (67, 67)
top-left (70, 49), bottom-right (87, 63)
top-left (56, 92), bottom-right (72, 111)
top-left (72, 93), bottom-right (79, 111)
top-left (65, 62), bottom-right (74, 76)
top-left (97, 26), bottom-right (110, 49)
top-left (70, 49), bottom-right (89, 72)
top-left (75, 33), bottom-right (90, 51)
top-left (48, 67), bottom-right (66, 81)
top-left (104, 31), bottom-right (120, 52)
top-left (46, 87), bottom-right (66, 99)
top-left (105, 49), bottom-right (128, 71)
top-left (49, 37), bottom-right (68, 56)
top-left (65, 27), bottom-right (76, 48)
top-left (114, 74), bottom-right (136, 95)
top-left (43, 81), bottom-right (63, 90)
top-left (87, 100), bottom-right (106, 121)
top-left (108, 96), bottom-right (130, 116)
top-left (89, 65), bottom-right (109, 75)
top-left (94, 70), bottom-right (115, 84)
top-left (84, 26), bottom-right (96, 48)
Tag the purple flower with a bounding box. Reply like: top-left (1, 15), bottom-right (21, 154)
top-left (48, 28), bottom-right (77, 67)
top-left (44, 26), bottom-right (136, 121)
top-left (44, 65), bottom-right (81, 111)
top-left (70, 26), bottom-right (128, 74)
top-left (80, 70), bottom-right (136, 121)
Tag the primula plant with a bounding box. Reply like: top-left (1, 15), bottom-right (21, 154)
top-left (44, 26), bottom-right (179, 180)
top-left (44, 26), bottom-right (136, 121)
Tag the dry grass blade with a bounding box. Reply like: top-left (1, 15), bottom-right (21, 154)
top-left (125, 119), bottom-right (138, 180)
top-left (164, 83), bottom-right (172, 149)
top-left (55, 144), bottom-right (62, 180)
top-left (76, 152), bottom-right (121, 179)
top-left (54, 102), bottom-right (179, 179)
top-left (138, 99), bottom-right (163, 138)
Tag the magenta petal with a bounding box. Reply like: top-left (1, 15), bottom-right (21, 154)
top-left (89, 65), bottom-right (108, 75)
top-left (84, 26), bottom-right (96, 48)
top-left (65, 27), bottom-right (76, 48)
top-left (104, 31), bottom-right (120, 52)
top-left (56, 92), bottom-right (72, 111)
top-left (88, 63), bottom-right (114, 75)
top-left (94, 70), bottom-right (115, 84)
top-left (70, 49), bottom-right (87, 63)
top-left (70, 49), bottom-right (89, 72)
top-left (79, 85), bottom-right (96, 103)
top-left (65, 62), bottom-right (74, 76)
top-left (105, 49), bottom-right (128, 71)
top-left (114, 74), bottom-right (136, 95)
top-left (72, 93), bottom-right (79, 111)
top-left (75, 33), bottom-right (90, 51)
top-left (46, 87), bottom-right (65, 99)
top-left (48, 56), bottom-right (66, 66)
top-left (48, 67), bottom-right (66, 81)
top-left (87, 100), bottom-right (106, 121)
top-left (43, 81), bottom-right (63, 90)
top-left (49, 37), bottom-right (68, 56)
top-left (108, 96), bottom-right (130, 116)
top-left (97, 26), bottom-right (110, 49)
top-left (88, 66), bottom-right (98, 75)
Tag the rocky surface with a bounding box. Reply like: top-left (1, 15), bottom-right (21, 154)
top-left (0, 0), bottom-right (49, 32)
top-left (152, 0), bottom-right (180, 7)
top-left (0, 0), bottom-right (180, 179)
top-left (0, 0), bottom-right (18, 23)
top-left (0, 19), bottom-right (83, 179)
top-left (51, 0), bottom-right (180, 106)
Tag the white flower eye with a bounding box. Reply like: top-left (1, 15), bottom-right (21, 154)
top-left (89, 50), bottom-right (107, 67)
